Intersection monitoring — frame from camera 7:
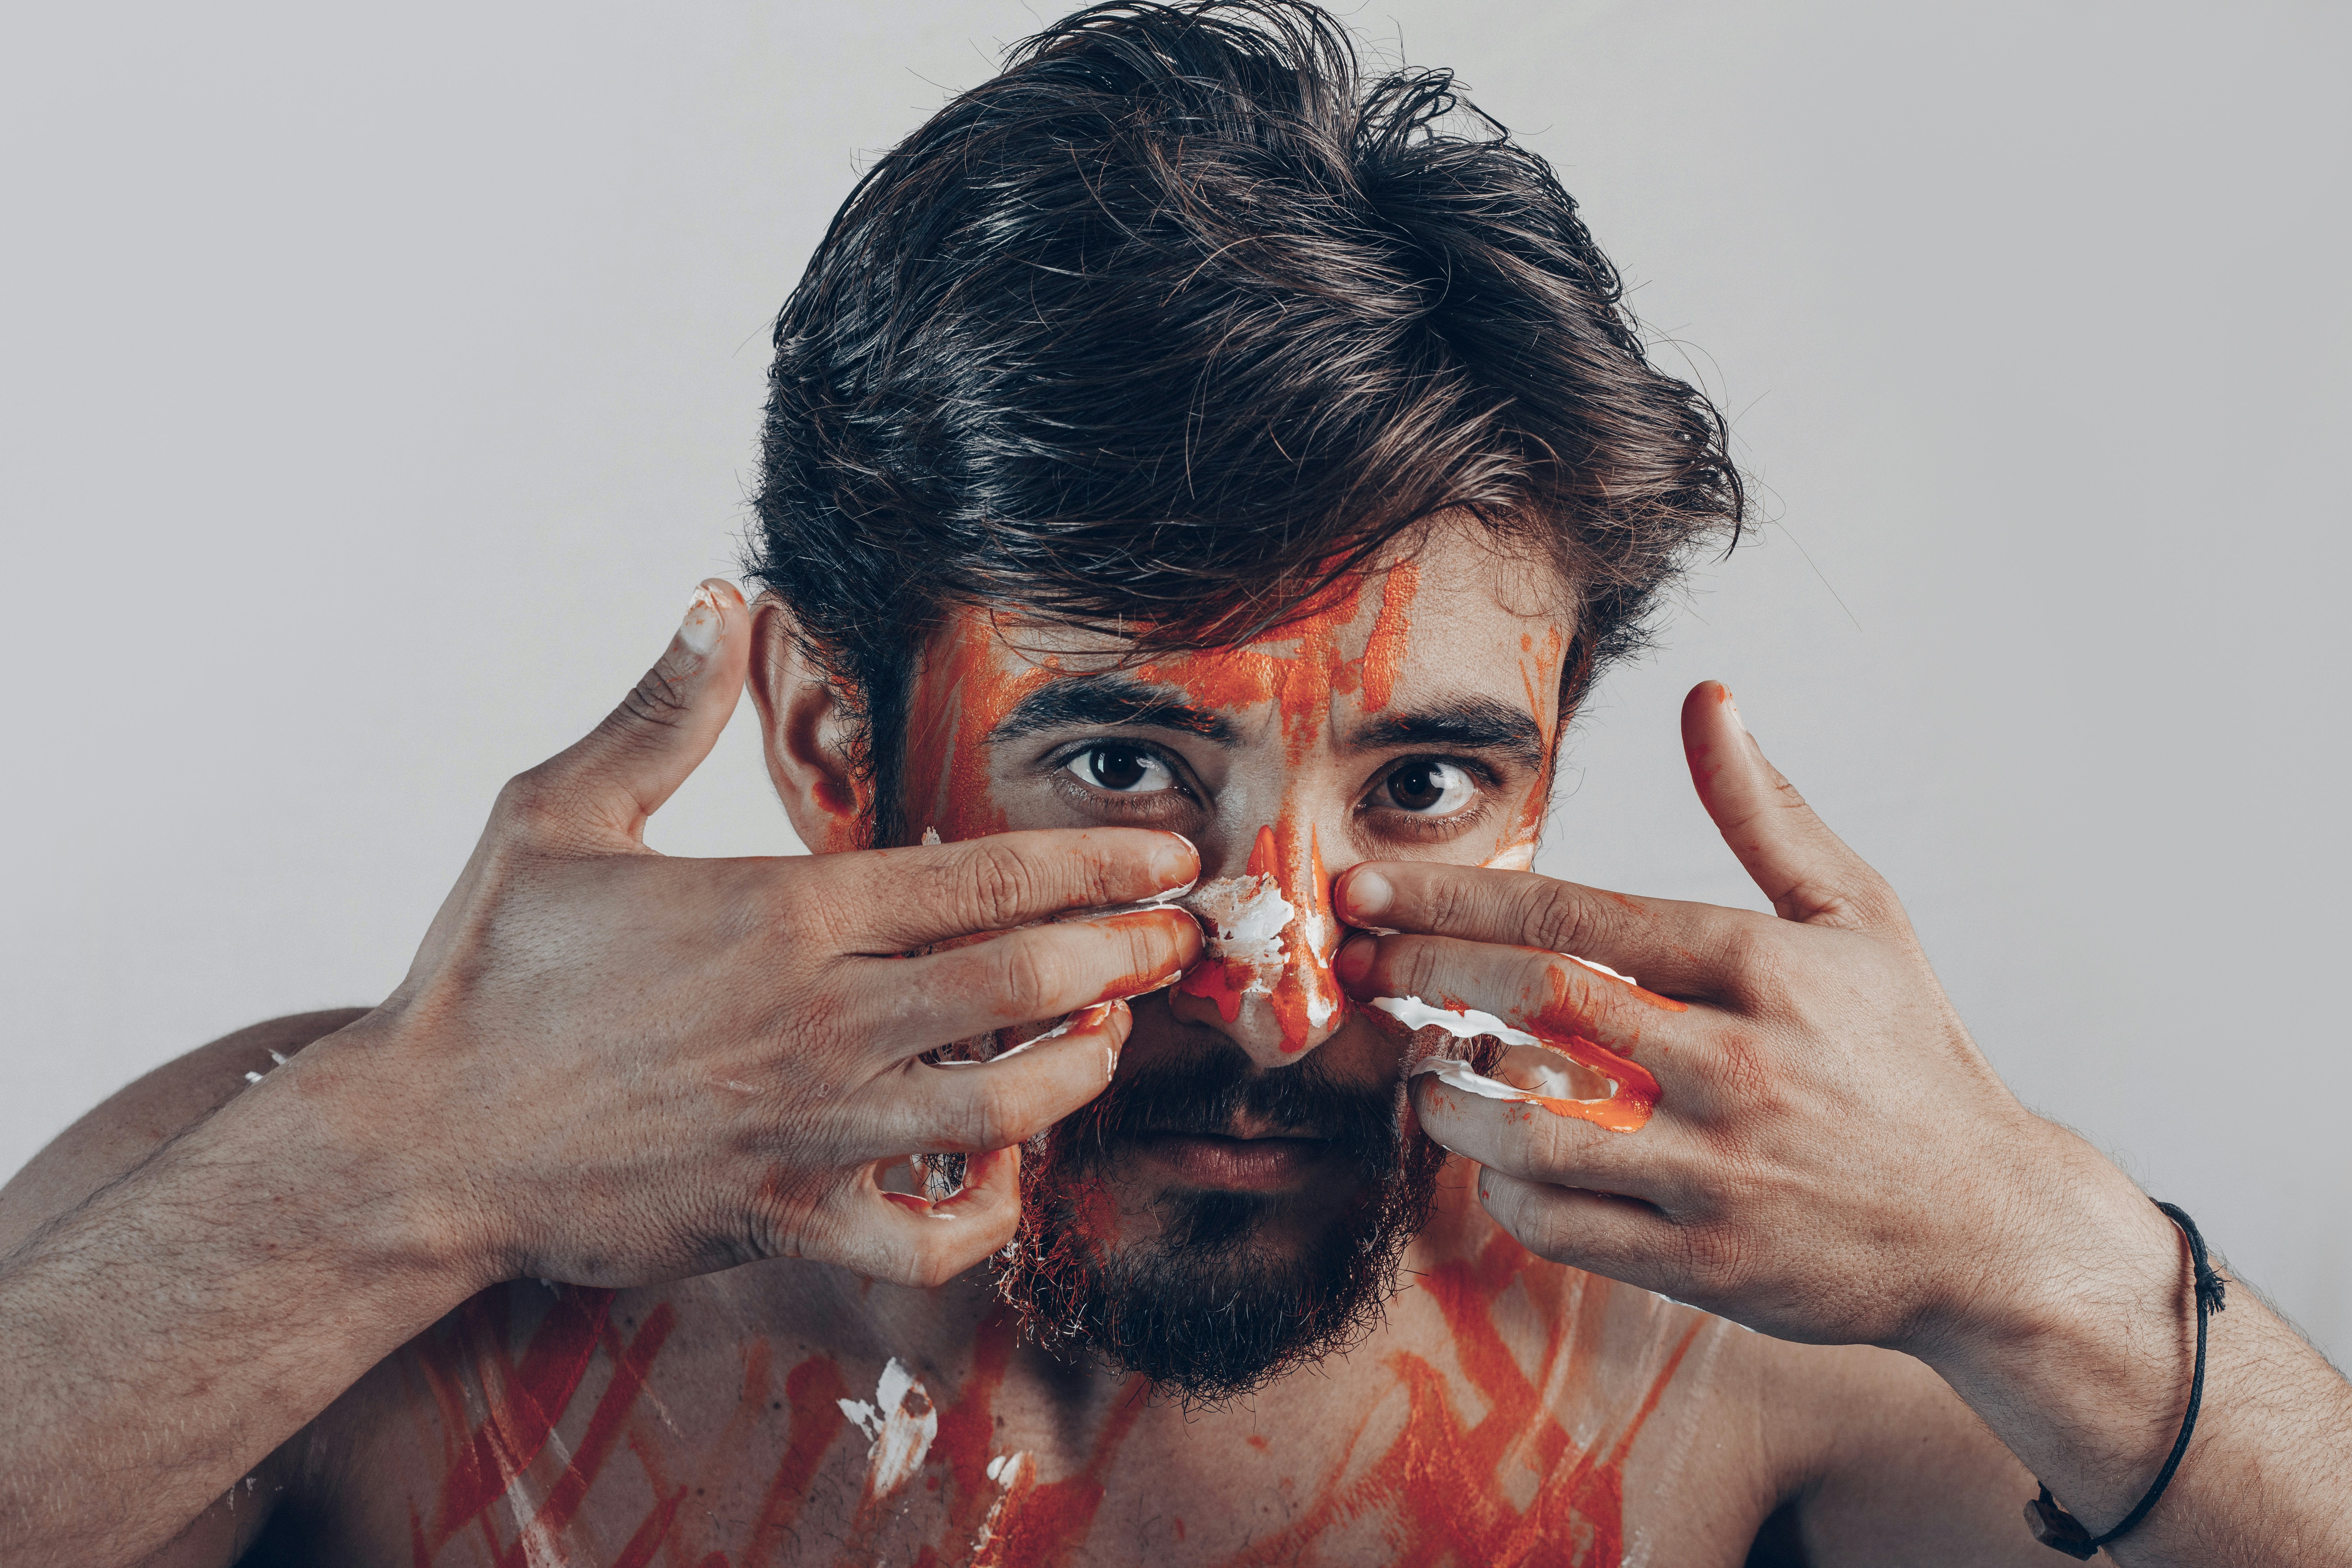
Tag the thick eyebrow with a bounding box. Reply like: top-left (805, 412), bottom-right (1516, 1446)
top-left (1348, 696), bottom-right (1548, 769)
top-left (984, 674), bottom-right (1236, 746)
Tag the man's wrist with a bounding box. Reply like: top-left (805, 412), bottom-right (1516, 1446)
top-left (1902, 1120), bottom-right (2197, 1533)
top-left (239, 1008), bottom-right (513, 1302)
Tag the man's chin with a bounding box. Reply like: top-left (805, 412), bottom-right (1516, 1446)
top-left (991, 1135), bottom-right (1447, 1404)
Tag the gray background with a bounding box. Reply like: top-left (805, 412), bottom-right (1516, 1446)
top-left (4, 2), bottom-right (2345, 1360)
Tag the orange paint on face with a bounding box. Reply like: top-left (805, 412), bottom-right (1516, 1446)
top-left (902, 611), bottom-right (1069, 844)
top-left (1356, 558), bottom-right (1420, 713)
top-left (1500, 624), bottom-right (1569, 856)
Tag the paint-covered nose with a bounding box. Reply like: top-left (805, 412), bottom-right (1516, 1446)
top-left (1174, 821), bottom-right (1348, 1067)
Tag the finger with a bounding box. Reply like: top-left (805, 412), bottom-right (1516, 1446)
top-left (1411, 1070), bottom-right (1678, 1199)
top-left (1474, 1166), bottom-right (1682, 1291)
top-left (860, 1001), bottom-right (1130, 1155)
top-left (1333, 862), bottom-right (1733, 1001)
top-left (854, 910), bottom-right (1199, 1051)
top-left (803, 1145), bottom-right (1024, 1288)
top-left (509, 580), bottom-right (754, 846)
top-left (1335, 929), bottom-right (1687, 1068)
top-left (1680, 681), bottom-right (1905, 932)
top-left (838, 828), bottom-right (1201, 950)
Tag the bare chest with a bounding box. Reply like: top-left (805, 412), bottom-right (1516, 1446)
top-left (295, 1248), bottom-right (1765, 1567)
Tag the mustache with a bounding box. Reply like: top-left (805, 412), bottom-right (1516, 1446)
top-left (1059, 1036), bottom-right (1404, 1175)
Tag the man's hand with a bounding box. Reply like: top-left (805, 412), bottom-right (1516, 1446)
top-left (0, 580), bottom-right (1199, 1568)
top-left (1333, 680), bottom-right (2352, 1565)
top-left (1331, 679), bottom-right (2077, 1351)
top-left (318, 578), bottom-right (1203, 1292)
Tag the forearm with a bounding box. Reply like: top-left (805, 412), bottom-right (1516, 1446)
top-left (0, 1035), bottom-right (489, 1568)
top-left (1919, 1131), bottom-right (2352, 1566)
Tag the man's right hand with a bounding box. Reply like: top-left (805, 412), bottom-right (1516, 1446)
top-left (293, 578), bottom-right (1203, 1293)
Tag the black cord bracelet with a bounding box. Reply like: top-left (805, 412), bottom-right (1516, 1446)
top-left (2024, 1199), bottom-right (2228, 1559)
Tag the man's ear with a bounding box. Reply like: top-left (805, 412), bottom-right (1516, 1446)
top-left (748, 595), bottom-right (868, 853)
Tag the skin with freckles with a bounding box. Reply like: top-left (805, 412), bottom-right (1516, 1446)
top-left (7, 530), bottom-right (2348, 1568)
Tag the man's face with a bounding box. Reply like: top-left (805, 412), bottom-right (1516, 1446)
top-left (902, 522), bottom-right (1573, 1396)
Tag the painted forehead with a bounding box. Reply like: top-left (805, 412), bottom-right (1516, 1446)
top-left (937, 546), bottom-right (1572, 734)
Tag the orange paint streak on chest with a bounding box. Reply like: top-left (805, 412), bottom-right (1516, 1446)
top-left (1205, 1234), bottom-right (1703, 1567)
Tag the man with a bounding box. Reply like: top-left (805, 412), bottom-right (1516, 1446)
top-left (3, 3), bottom-right (2346, 1564)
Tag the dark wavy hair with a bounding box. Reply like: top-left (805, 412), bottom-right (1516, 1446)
top-left (748, 0), bottom-right (1742, 848)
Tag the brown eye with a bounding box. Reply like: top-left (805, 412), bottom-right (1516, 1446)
top-left (1383, 760), bottom-right (1473, 814)
top-left (1064, 743), bottom-right (1173, 793)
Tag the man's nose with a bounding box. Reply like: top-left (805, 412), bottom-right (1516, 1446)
top-left (1172, 819), bottom-right (1348, 1067)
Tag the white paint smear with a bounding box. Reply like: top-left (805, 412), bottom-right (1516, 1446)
top-left (1566, 953), bottom-right (1639, 987)
top-left (1371, 993), bottom-right (1539, 1047)
top-left (1374, 994), bottom-right (1616, 1105)
top-left (836, 1357), bottom-right (938, 1500)
top-left (1183, 873), bottom-right (1295, 990)
top-left (973, 1451), bottom-right (1034, 1561)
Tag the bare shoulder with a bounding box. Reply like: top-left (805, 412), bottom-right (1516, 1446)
top-left (1738, 1330), bottom-right (2044, 1567)
top-left (0, 1008), bottom-right (370, 1256)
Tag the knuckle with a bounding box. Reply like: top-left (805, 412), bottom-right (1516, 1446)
top-left (1716, 919), bottom-right (1790, 1007)
top-left (1525, 880), bottom-right (1599, 955)
top-left (1419, 871), bottom-right (1478, 934)
top-left (1387, 937), bottom-right (1444, 1001)
top-left (954, 843), bottom-right (1045, 932)
top-left (945, 1082), bottom-right (1012, 1152)
top-left (1676, 1223), bottom-right (1754, 1299)
top-left (902, 1242), bottom-right (966, 1291)
top-left (493, 768), bottom-right (567, 839)
top-left (990, 938), bottom-right (1066, 1020)
top-left (619, 657), bottom-right (695, 733)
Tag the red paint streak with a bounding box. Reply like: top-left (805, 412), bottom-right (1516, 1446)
top-left (492, 1302), bottom-right (677, 1566)
top-left (973, 1384), bottom-right (1150, 1568)
top-left (426, 1287), bottom-right (615, 1546)
top-left (1207, 1229), bottom-right (1704, 1566)
top-left (607, 1485), bottom-right (686, 1568)
top-left (744, 1353), bottom-right (852, 1563)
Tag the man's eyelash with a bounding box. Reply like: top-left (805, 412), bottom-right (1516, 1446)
top-left (1046, 738), bottom-right (1194, 793)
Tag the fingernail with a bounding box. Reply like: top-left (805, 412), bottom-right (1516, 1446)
top-left (1342, 868), bottom-right (1393, 920)
top-left (679, 583), bottom-right (723, 656)
top-left (1721, 686), bottom-right (1745, 734)
top-left (1152, 832), bottom-right (1201, 894)
top-left (1333, 933), bottom-right (1376, 986)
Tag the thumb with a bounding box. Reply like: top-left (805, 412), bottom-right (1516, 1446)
top-left (531, 579), bottom-right (753, 844)
top-left (1680, 680), bottom-right (1904, 931)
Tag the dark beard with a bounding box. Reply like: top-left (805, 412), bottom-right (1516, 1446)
top-left (981, 1036), bottom-right (1451, 1404)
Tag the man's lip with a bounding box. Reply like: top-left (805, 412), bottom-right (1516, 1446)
top-left (1129, 1132), bottom-right (1339, 1192)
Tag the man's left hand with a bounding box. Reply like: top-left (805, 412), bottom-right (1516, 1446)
top-left (1330, 679), bottom-right (2160, 1357)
